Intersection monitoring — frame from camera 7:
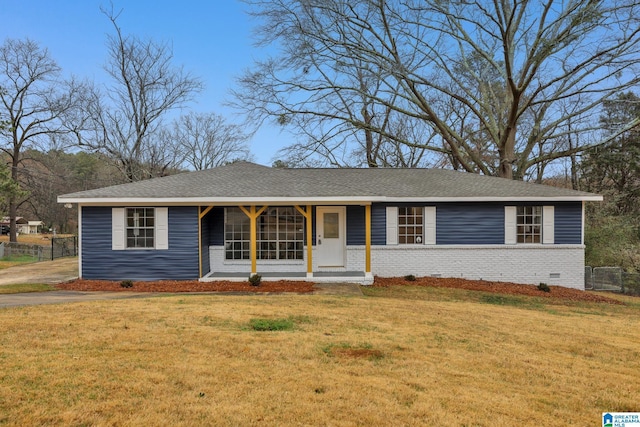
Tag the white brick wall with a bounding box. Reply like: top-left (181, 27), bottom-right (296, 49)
top-left (209, 247), bottom-right (306, 273)
top-left (364, 245), bottom-right (585, 290)
top-left (209, 244), bottom-right (586, 289)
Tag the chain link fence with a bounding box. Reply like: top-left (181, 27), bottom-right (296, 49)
top-left (0, 237), bottom-right (77, 262)
top-left (51, 236), bottom-right (77, 260)
top-left (585, 266), bottom-right (640, 295)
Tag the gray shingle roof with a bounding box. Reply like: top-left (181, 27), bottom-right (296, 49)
top-left (58, 161), bottom-right (601, 203)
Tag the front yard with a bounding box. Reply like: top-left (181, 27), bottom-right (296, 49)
top-left (0, 285), bottom-right (638, 425)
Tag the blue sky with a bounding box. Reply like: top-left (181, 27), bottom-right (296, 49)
top-left (0, 0), bottom-right (289, 165)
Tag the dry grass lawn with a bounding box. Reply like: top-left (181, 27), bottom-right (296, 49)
top-left (1, 286), bottom-right (639, 426)
top-left (0, 234), bottom-right (71, 246)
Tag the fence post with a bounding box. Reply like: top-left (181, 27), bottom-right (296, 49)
top-left (51, 238), bottom-right (54, 261)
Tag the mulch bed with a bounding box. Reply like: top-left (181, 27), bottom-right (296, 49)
top-left (371, 276), bottom-right (623, 304)
top-left (55, 279), bottom-right (315, 293)
top-left (55, 276), bottom-right (623, 304)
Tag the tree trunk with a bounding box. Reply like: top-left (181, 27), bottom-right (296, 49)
top-left (8, 149), bottom-right (20, 242)
top-left (498, 131), bottom-right (515, 179)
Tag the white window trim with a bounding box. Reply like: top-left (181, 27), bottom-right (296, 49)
top-left (155, 207), bottom-right (169, 250)
top-left (386, 206), bottom-right (436, 245)
top-left (112, 208), bottom-right (125, 250)
top-left (386, 206), bottom-right (398, 245)
top-left (505, 205), bottom-right (554, 245)
top-left (424, 206), bottom-right (436, 245)
top-left (112, 207), bottom-right (168, 250)
top-left (504, 206), bottom-right (517, 244)
top-left (542, 205), bottom-right (554, 244)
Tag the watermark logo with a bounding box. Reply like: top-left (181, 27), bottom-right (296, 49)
top-left (604, 413), bottom-right (613, 427)
top-left (603, 412), bottom-right (640, 427)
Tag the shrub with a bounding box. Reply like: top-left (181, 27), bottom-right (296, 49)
top-left (537, 283), bottom-right (551, 293)
top-left (120, 280), bottom-right (134, 288)
top-left (404, 274), bottom-right (416, 282)
top-left (248, 274), bottom-right (262, 286)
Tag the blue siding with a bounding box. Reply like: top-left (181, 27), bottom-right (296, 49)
top-left (371, 204), bottom-right (386, 245)
top-left (200, 209), bottom-right (211, 275)
top-left (346, 206), bottom-right (365, 245)
top-left (206, 207), bottom-right (224, 246)
top-left (82, 206), bottom-right (200, 281)
top-left (310, 207), bottom-right (316, 246)
top-left (554, 202), bottom-right (582, 244)
top-left (370, 201), bottom-right (582, 246)
top-left (436, 203), bottom-right (505, 244)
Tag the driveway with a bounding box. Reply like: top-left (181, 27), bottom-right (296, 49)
top-left (0, 257), bottom-right (79, 286)
top-left (0, 290), bottom-right (159, 308)
top-left (0, 257), bottom-right (362, 307)
top-left (0, 258), bottom-right (164, 308)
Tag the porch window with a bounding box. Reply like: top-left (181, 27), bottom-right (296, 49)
top-left (224, 207), bottom-right (304, 260)
top-left (224, 208), bottom-right (250, 259)
top-left (258, 207), bottom-right (304, 260)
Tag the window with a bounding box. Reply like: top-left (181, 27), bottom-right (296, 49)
top-left (516, 206), bottom-right (541, 243)
top-left (258, 207), bottom-right (304, 260)
top-left (386, 206), bottom-right (435, 245)
top-left (224, 208), bottom-right (250, 260)
top-left (112, 207), bottom-right (167, 251)
top-left (398, 207), bottom-right (424, 244)
top-left (126, 208), bottom-right (155, 248)
top-left (224, 207), bottom-right (304, 260)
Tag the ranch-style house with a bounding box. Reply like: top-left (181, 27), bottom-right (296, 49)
top-left (58, 161), bottom-right (601, 289)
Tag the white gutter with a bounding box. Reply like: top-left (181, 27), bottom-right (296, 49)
top-left (58, 195), bottom-right (603, 205)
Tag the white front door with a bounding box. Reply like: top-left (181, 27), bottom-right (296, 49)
top-left (316, 206), bottom-right (345, 267)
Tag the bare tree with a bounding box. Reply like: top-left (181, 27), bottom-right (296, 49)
top-left (20, 149), bottom-right (122, 234)
top-left (164, 112), bottom-right (252, 170)
top-left (581, 92), bottom-right (640, 215)
top-left (0, 38), bottom-right (88, 241)
top-left (83, 7), bottom-right (203, 181)
top-left (235, 0), bottom-right (640, 178)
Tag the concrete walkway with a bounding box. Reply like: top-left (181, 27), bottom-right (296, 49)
top-left (0, 291), bottom-right (160, 308)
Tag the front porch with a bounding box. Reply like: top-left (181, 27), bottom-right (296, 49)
top-left (201, 270), bottom-right (372, 284)
top-left (198, 204), bottom-right (373, 284)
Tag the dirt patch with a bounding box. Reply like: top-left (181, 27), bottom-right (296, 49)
top-left (329, 347), bottom-right (385, 359)
top-left (55, 275), bottom-right (622, 304)
top-left (0, 257), bottom-right (78, 286)
top-left (371, 276), bottom-right (622, 304)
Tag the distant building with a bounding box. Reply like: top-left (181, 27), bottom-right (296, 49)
top-left (0, 217), bottom-right (44, 234)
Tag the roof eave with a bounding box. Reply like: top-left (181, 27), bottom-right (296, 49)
top-left (58, 194), bottom-right (603, 205)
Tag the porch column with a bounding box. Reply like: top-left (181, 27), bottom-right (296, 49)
top-left (239, 206), bottom-right (267, 275)
top-left (365, 204), bottom-right (373, 282)
top-left (295, 205), bottom-right (313, 278)
top-left (198, 206), bottom-right (214, 278)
